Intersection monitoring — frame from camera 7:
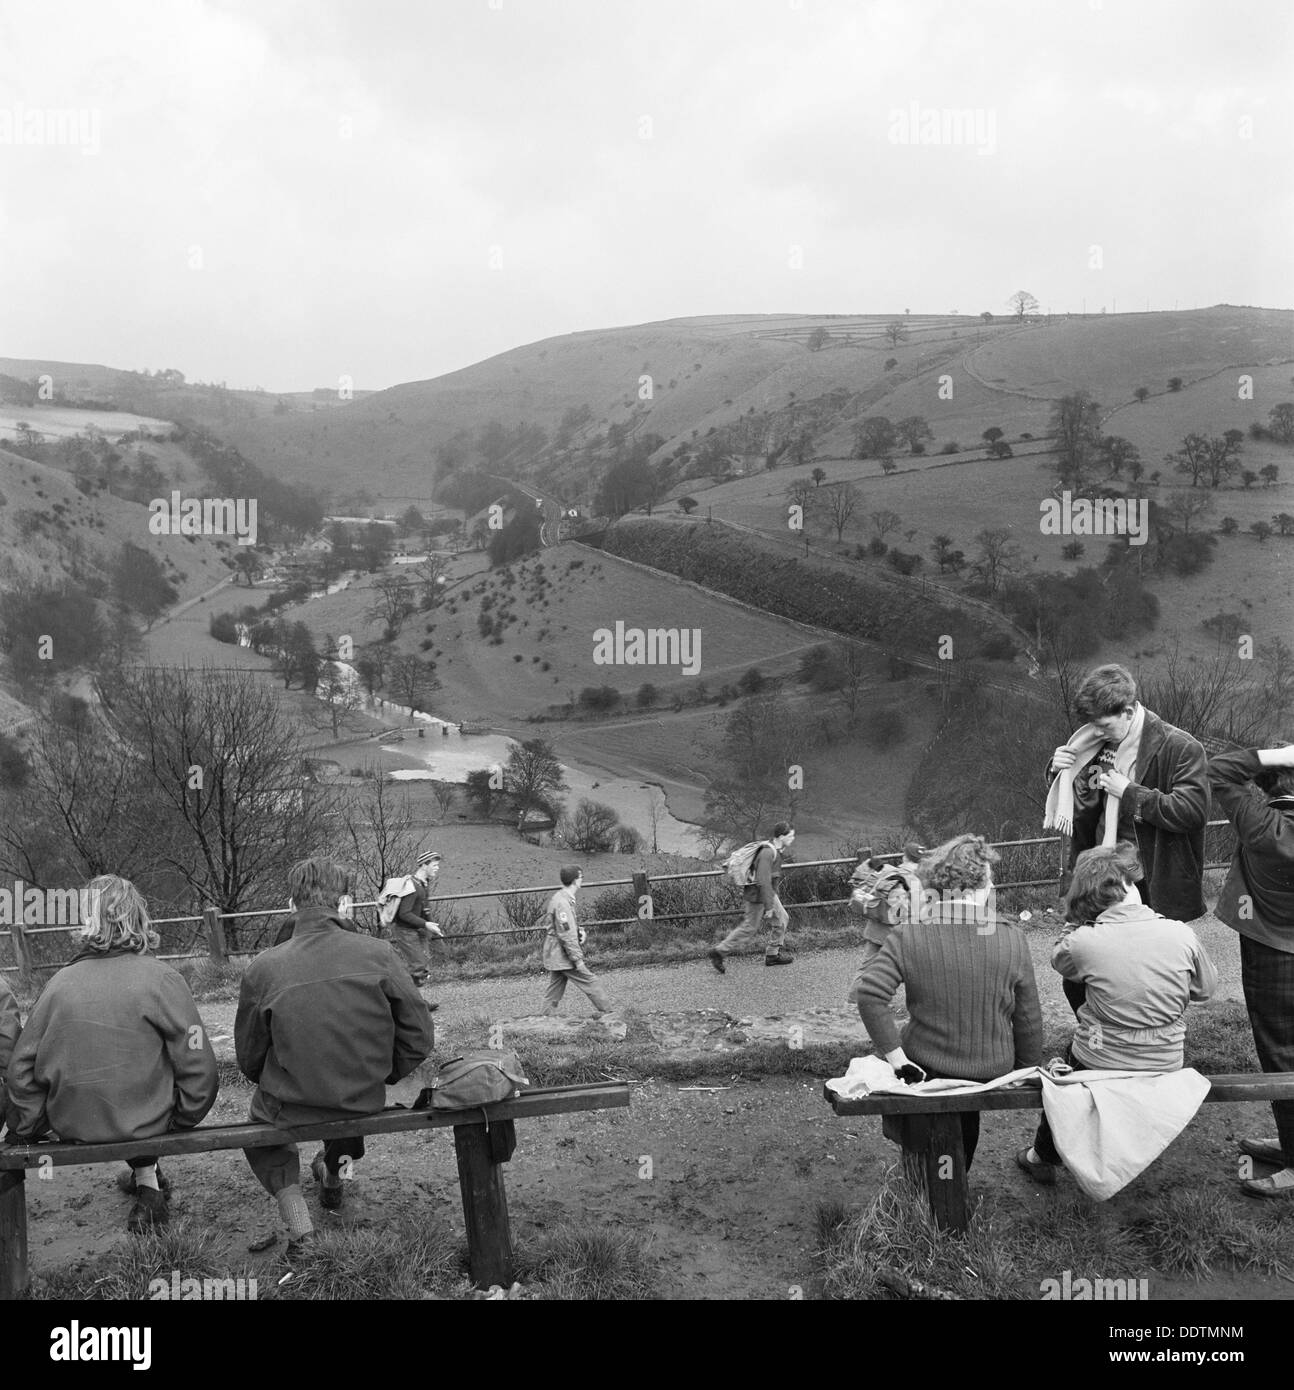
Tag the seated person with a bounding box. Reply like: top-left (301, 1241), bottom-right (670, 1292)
top-left (4, 875), bottom-right (218, 1231)
top-left (1017, 842), bottom-right (1217, 1184)
top-left (853, 834), bottom-right (1044, 1171)
top-left (236, 856), bottom-right (434, 1263)
top-left (0, 972), bottom-right (20, 1129)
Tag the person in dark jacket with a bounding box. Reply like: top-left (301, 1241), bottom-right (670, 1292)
top-left (708, 822), bottom-right (796, 972)
top-left (390, 849), bottom-right (443, 993)
top-left (1210, 743), bottom-right (1294, 1198)
top-left (236, 856), bottom-right (434, 1261)
top-left (0, 972), bottom-right (21, 1130)
top-left (4, 876), bottom-right (218, 1232)
top-left (854, 834), bottom-right (1044, 1172)
top-left (1045, 663), bottom-right (1209, 1012)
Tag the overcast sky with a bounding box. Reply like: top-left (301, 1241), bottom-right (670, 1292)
top-left (1, 0), bottom-right (1290, 392)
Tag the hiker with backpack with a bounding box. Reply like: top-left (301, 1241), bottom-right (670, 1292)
top-left (378, 849), bottom-right (445, 1000)
top-left (235, 856), bottom-right (434, 1264)
top-left (708, 822), bottom-right (797, 972)
top-left (845, 842), bottom-right (927, 1006)
top-left (541, 866), bottom-right (614, 1016)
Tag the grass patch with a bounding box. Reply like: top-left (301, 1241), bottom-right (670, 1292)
top-left (815, 1169), bottom-right (1293, 1300)
top-left (1183, 1001), bottom-right (1259, 1072)
top-left (517, 1223), bottom-right (659, 1300)
top-left (33, 1220), bottom-right (260, 1300)
top-left (278, 1220), bottom-right (460, 1300)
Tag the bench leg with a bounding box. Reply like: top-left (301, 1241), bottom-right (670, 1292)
top-left (453, 1120), bottom-right (516, 1289)
top-left (883, 1113), bottom-right (970, 1235)
top-left (0, 1170), bottom-right (29, 1300)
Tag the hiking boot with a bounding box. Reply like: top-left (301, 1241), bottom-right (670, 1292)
top-left (1015, 1146), bottom-right (1058, 1186)
top-left (1239, 1136), bottom-right (1287, 1166)
top-left (311, 1152), bottom-right (344, 1211)
top-left (117, 1165), bottom-right (172, 1196)
top-left (765, 948), bottom-right (795, 966)
top-left (707, 949), bottom-right (726, 974)
top-left (1241, 1171), bottom-right (1294, 1200)
top-left (126, 1186), bottom-right (170, 1234)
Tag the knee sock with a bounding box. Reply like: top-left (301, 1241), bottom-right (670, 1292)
top-left (276, 1184), bottom-right (314, 1238)
top-left (133, 1164), bottom-right (161, 1191)
top-left (1267, 1167), bottom-right (1294, 1189)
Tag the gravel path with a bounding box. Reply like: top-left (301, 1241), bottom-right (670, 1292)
top-left (200, 909), bottom-right (1247, 1043)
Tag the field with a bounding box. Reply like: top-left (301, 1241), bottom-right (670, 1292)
top-left (0, 404), bottom-right (172, 441)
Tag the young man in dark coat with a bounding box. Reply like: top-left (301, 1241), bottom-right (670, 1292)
top-left (236, 857), bottom-right (434, 1260)
top-left (1045, 664), bottom-right (1209, 1011)
top-left (1210, 742), bottom-right (1294, 1198)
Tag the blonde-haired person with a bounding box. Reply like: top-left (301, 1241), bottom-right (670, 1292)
top-left (3, 876), bottom-right (219, 1232)
top-left (853, 834), bottom-right (1044, 1172)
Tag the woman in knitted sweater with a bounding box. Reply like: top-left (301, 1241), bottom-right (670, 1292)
top-left (853, 834), bottom-right (1044, 1170)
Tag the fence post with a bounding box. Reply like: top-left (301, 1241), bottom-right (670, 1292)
top-left (9, 920), bottom-right (33, 989)
top-left (632, 871), bottom-right (651, 921)
top-left (1057, 833), bottom-right (1071, 900)
top-left (202, 905), bottom-right (227, 964)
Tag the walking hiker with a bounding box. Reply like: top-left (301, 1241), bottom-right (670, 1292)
top-left (236, 857), bottom-right (433, 1262)
top-left (1209, 742), bottom-right (1294, 1198)
top-left (382, 850), bottom-right (444, 1006)
top-left (1044, 663), bottom-right (1209, 1014)
top-left (708, 822), bottom-right (797, 972)
top-left (3, 876), bottom-right (218, 1232)
top-left (541, 866), bottom-right (614, 1016)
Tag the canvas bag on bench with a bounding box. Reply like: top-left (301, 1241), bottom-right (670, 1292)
top-left (415, 1051), bottom-right (530, 1113)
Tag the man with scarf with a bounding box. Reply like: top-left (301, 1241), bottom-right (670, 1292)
top-left (1044, 664), bottom-right (1209, 1013)
top-left (1209, 742), bottom-right (1294, 1199)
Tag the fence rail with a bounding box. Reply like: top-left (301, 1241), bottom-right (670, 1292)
top-left (1, 823), bottom-right (1239, 982)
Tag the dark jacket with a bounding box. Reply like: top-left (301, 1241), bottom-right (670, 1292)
top-left (0, 973), bottom-right (20, 1121)
top-left (4, 947), bottom-right (218, 1144)
top-left (1056, 708), bottom-right (1209, 921)
top-left (274, 911), bottom-right (359, 947)
top-left (1209, 747), bottom-right (1294, 954)
top-left (854, 908), bottom-right (1044, 1080)
top-left (236, 905), bottom-right (433, 1123)
top-left (394, 877), bottom-right (432, 932)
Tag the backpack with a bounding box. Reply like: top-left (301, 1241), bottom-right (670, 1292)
top-left (423, 1051), bottom-right (529, 1111)
top-left (722, 841), bottom-right (772, 888)
top-left (377, 875), bottom-right (416, 927)
top-left (849, 861), bottom-right (922, 928)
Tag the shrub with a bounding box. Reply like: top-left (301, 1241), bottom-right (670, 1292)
top-left (737, 666), bottom-right (765, 695)
top-left (867, 537), bottom-right (888, 558)
top-left (636, 683), bottom-right (658, 708)
top-left (910, 441), bottom-right (926, 455)
top-left (938, 441), bottom-right (959, 455)
top-left (980, 632), bottom-right (1018, 661)
top-left (209, 611), bottom-right (239, 644)
top-left (578, 685), bottom-right (620, 712)
top-left (1219, 517), bottom-right (1239, 535)
top-left (887, 550), bottom-right (922, 576)
top-left (1061, 540), bottom-right (1084, 560)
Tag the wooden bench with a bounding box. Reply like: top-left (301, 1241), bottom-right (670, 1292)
top-left (0, 1080), bottom-right (630, 1299)
top-left (825, 1073), bottom-right (1294, 1234)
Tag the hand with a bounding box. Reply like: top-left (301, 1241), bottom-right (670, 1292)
top-left (1096, 770), bottom-right (1130, 798)
top-left (424, 920), bottom-right (444, 938)
top-left (1052, 746), bottom-right (1077, 771)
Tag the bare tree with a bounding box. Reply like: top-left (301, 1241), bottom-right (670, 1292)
top-left (98, 667), bottom-right (338, 919)
top-left (971, 528), bottom-right (1024, 594)
top-left (430, 779), bottom-right (456, 821)
top-left (339, 772), bottom-right (419, 904)
top-left (305, 658), bottom-right (365, 739)
top-left (1165, 488), bottom-right (1215, 535)
top-left (869, 509), bottom-right (903, 543)
top-left (505, 737), bottom-right (569, 823)
top-left (822, 481), bottom-right (862, 542)
top-left (366, 574), bottom-right (416, 635)
top-left (645, 786), bottom-right (666, 853)
top-left (1008, 290), bottom-right (1039, 319)
top-left (387, 654), bottom-right (441, 713)
top-left (884, 321), bottom-right (909, 348)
